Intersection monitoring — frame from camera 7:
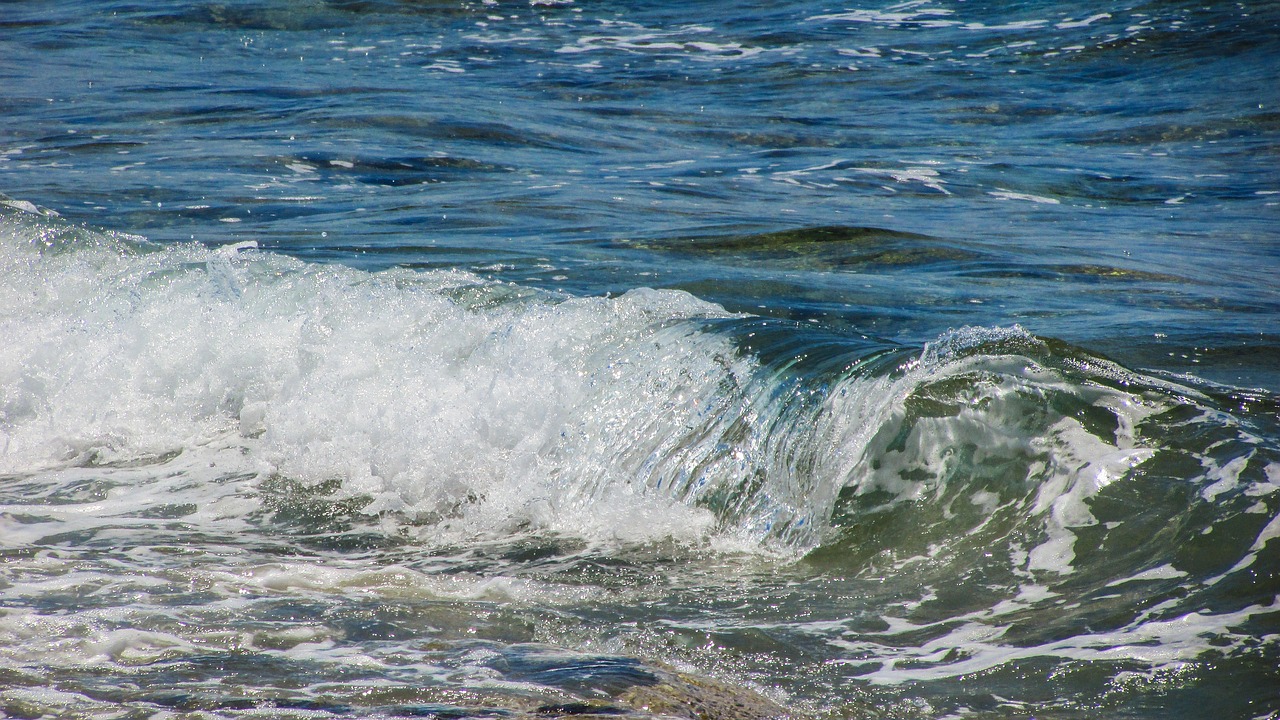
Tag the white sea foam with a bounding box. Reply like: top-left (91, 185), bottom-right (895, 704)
top-left (1056, 13), bottom-right (1111, 29)
top-left (808, 6), bottom-right (959, 29)
top-left (988, 189), bottom-right (1061, 204)
top-left (843, 165), bottom-right (951, 194)
top-left (555, 20), bottom-right (763, 59)
top-left (853, 597), bottom-right (1279, 685)
top-left (0, 214), bottom-right (765, 548)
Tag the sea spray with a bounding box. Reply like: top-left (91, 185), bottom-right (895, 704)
top-left (2, 208), bottom-right (867, 549)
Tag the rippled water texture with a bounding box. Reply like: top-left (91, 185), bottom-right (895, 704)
top-left (2, 0), bottom-right (1279, 718)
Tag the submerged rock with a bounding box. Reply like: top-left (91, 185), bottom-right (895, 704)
top-left (619, 667), bottom-right (796, 720)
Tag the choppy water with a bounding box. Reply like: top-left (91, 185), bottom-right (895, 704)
top-left (2, 1), bottom-right (1279, 718)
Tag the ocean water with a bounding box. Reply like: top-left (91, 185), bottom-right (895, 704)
top-left (2, 0), bottom-right (1279, 718)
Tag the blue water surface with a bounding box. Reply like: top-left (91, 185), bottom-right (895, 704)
top-left (4, 0), bottom-right (1277, 375)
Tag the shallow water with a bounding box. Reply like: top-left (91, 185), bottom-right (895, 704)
top-left (2, 1), bottom-right (1279, 718)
